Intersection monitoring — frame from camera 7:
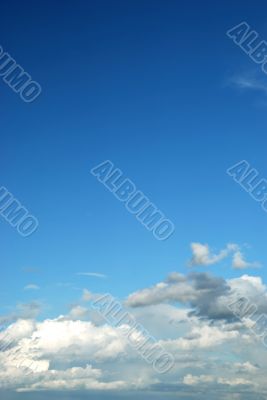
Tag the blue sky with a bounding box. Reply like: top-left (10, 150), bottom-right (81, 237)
top-left (1, 1), bottom-right (267, 398)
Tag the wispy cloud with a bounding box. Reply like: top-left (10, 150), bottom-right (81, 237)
top-left (77, 272), bottom-right (107, 279)
top-left (23, 284), bottom-right (40, 290)
top-left (228, 74), bottom-right (267, 95)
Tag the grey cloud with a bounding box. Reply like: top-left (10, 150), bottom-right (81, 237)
top-left (126, 272), bottom-right (267, 323)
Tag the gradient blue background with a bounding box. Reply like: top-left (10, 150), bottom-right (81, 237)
top-left (0, 0), bottom-right (266, 319)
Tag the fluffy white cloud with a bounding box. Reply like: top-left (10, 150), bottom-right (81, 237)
top-left (163, 323), bottom-right (239, 351)
top-left (1, 269), bottom-right (267, 398)
top-left (0, 317), bottom-right (134, 392)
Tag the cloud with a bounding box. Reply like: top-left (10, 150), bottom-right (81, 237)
top-left (234, 362), bottom-right (258, 373)
top-left (1, 269), bottom-right (267, 398)
top-left (0, 301), bottom-right (43, 328)
top-left (0, 305), bottom-right (263, 395)
top-left (229, 75), bottom-right (267, 95)
top-left (17, 365), bottom-right (127, 392)
top-left (24, 284), bottom-right (40, 291)
top-left (189, 242), bottom-right (260, 270)
top-left (183, 374), bottom-right (214, 385)
top-left (82, 289), bottom-right (94, 301)
top-left (125, 271), bottom-right (267, 324)
top-left (125, 272), bottom-right (230, 316)
top-left (228, 274), bottom-right (267, 317)
top-left (183, 374), bottom-right (251, 387)
top-left (189, 243), bottom-right (237, 266)
top-left (232, 251), bottom-right (260, 270)
top-left (0, 317), bottom-right (141, 392)
top-left (163, 322), bottom-right (239, 351)
top-left (68, 305), bottom-right (90, 320)
top-left (15, 301), bottom-right (42, 320)
top-left (77, 272), bottom-right (107, 279)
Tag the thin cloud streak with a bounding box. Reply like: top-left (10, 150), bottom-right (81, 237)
top-left (77, 272), bottom-right (107, 279)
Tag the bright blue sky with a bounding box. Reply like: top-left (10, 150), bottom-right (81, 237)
top-left (1, 0), bottom-right (267, 321)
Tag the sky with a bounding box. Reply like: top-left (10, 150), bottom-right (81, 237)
top-left (1, 0), bottom-right (267, 399)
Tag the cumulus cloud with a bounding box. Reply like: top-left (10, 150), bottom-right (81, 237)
top-left (126, 271), bottom-right (267, 324)
top-left (125, 272), bottom-right (231, 320)
top-left (0, 311), bottom-right (258, 394)
top-left (189, 243), bottom-right (236, 266)
top-left (232, 251), bottom-right (260, 269)
top-left (163, 322), bottom-right (239, 351)
top-left (1, 269), bottom-right (267, 398)
top-left (189, 242), bottom-right (260, 270)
